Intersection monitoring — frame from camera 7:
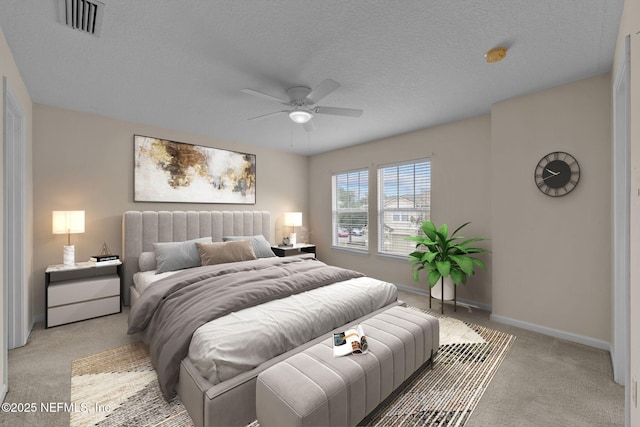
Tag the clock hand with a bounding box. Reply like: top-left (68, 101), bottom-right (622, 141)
top-left (545, 168), bottom-right (560, 176)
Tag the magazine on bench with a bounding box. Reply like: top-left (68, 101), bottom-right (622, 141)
top-left (333, 324), bottom-right (368, 357)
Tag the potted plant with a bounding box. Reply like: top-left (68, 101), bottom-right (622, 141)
top-left (407, 220), bottom-right (489, 313)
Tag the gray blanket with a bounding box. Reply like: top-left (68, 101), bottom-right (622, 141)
top-left (127, 255), bottom-right (364, 400)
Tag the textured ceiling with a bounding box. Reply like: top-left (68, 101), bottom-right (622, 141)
top-left (0, 0), bottom-right (623, 155)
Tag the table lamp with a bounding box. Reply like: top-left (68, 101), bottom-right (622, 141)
top-left (284, 212), bottom-right (302, 246)
top-left (52, 210), bottom-right (85, 265)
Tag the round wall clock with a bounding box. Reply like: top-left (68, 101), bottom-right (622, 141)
top-left (534, 151), bottom-right (580, 197)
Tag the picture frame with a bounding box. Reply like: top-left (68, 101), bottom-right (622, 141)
top-left (134, 135), bottom-right (256, 204)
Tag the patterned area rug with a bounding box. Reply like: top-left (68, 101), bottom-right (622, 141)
top-left (70, 310), bottom-right (514, 427)
top-left (70, 342), bottom-right (192, 427)
top-left (362, 315), bottom-right (515, 426)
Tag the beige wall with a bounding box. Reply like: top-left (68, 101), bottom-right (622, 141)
top-left (614, 0), bottom-right (640, 422)
top-left (491, 74), bottom-right (612, 344)
top-left (309, 115), bottom-right (493, 306)
top-left (310, 74), bottom-right (612, 349)
top-left (32, 104), bottom-right (309, 318)
top-left (0, 23), bottom-right (33, 397)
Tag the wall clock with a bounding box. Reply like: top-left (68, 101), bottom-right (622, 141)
top-left (534, 151), bottom-right (580, 197)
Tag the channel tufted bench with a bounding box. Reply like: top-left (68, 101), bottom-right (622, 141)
top-left (256, 305), bottom-right (439, 427)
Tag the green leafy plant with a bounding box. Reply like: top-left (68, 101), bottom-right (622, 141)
top-left (407, 220), bottom-right (489, 288)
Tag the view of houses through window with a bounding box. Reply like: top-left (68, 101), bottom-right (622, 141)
top-left (332, 169), bottom-right (369, 250)
top-left (378, 159), bottom-right (431, 256)
top-left (331, 159), bottom-right (431, 256)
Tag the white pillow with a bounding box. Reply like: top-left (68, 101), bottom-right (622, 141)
top-left (138, 251), bottom-right (157, 272)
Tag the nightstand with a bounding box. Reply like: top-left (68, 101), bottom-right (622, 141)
top-left (271, 243), bottom-right (316, 257)
top-left (45, 261), bottom-right (122, 328)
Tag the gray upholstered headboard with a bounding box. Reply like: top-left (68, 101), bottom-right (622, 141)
top-left (122, 210), bottom-right (271, 306)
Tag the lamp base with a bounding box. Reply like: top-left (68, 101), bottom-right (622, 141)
top-left (289, 233), bottom-right (297, 246)
top-left (63, 245), bottom-right (75, 266)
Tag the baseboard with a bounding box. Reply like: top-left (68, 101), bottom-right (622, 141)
top-left (397, 284), bottom-right (610, 351)
top-left (490, 314), bottom-right (611, 352)
top-left (395, 283), bottom-right (493, 312)
top-left (394, 283), bottom-right (432, 300)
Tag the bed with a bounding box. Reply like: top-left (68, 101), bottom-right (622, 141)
top-left (123, 211), bottom-right (400, 426)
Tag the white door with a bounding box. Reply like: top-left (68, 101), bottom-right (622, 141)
top-left (3, 77), bottom-right (28, 357)
top-left (612, 36), bottom-right (630, 388)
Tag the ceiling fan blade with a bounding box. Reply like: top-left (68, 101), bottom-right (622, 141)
top-left (305, 79), bottom-right (341, 105)
top-left (241, 88), bottom-right (289, 105)
top-left (303, 120), bottom-right (316, 132)
top-left (314, 106), bottom-right (363, 118)
top-left (248, 110), bottom-right (287, 120)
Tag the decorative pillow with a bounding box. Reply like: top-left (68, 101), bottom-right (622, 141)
top-left (196, 240), bottom-right (257, 266)
top-left (153, 237), bottom-right (212, 274)
top-left (138, 251), bottom-right (157, 272)
top-left (222, 234), bottom-right (275, 258)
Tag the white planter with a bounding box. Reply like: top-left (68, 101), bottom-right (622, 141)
top-left (429, 276), bottom-right (455, 301)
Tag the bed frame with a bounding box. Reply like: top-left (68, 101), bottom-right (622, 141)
top-left (122, 210), bottom-right (400, 426)
top-left (122, 210), bottom-right (271, 306)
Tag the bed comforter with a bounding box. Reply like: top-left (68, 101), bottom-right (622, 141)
top-left (188, 276), bottom-right (397, 385)
top-left (127, 255), bottom-right (364, 400)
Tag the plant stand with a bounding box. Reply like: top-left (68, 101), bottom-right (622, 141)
top-left (429, 276), bottom-right (457, 314)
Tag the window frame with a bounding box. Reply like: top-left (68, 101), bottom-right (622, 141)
top-left (377, 158), bottom-right (431, 258)
top-left (331, 168), bottom-right (370, 253)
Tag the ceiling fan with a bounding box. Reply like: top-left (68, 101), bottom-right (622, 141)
top-left (241, 79), bottom-right (363, 132)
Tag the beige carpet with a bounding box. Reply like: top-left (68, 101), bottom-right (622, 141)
top-left (70, 312), bottom-right (514, 427)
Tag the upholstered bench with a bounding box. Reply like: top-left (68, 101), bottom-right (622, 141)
top-left (256, 305), bottom-right (439, 427)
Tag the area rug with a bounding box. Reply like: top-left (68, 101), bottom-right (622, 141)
top-left (70, 341), bottom-right (192, 427)
top-left (361, 314), bottom-right (515, 426)
top-left (70, 310), bottom-right (514, 427)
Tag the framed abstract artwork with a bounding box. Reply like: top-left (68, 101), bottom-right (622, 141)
top-left (134, 135), bottom-right (256, 204)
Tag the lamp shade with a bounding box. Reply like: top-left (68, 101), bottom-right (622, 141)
top-left (52, 211), bottom-right (85, 234)
top-left (284, 212), bottom-right (302, 227)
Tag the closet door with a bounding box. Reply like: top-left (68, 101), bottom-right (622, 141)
top-left (2, 77), bottom-right (28, 402)
top-left (628, 29), bottom-right (640, 427)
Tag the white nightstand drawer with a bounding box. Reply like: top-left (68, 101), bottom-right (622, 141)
top-left (47, 296), bottom-right (120, 327)
top-left (48, 276), bottom-right (119, 307)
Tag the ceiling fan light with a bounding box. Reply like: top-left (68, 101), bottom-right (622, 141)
top-left (289, 110), bottom-right (313, 124)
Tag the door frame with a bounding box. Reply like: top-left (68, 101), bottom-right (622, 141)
top-left (3, 76), bottom-right (28, 360)
top-left (612, 36), bottom-right (630, 393)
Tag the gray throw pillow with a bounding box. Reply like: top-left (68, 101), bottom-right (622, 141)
top-left (223, 234), bottom-right (275, 258)
top-left (153, 237), bottom-right (212, 274)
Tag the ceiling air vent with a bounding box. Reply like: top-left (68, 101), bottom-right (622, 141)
top-left (58, 0), bottom-right (104, 36)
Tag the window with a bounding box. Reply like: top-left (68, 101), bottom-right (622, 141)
top-left (332, 169), bottom-right (369, 251)
top-left (378, 159), bottom-right (431, 256)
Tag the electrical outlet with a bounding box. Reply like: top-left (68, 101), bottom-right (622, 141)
top-left (633, 376), bottom-right (638, 408)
